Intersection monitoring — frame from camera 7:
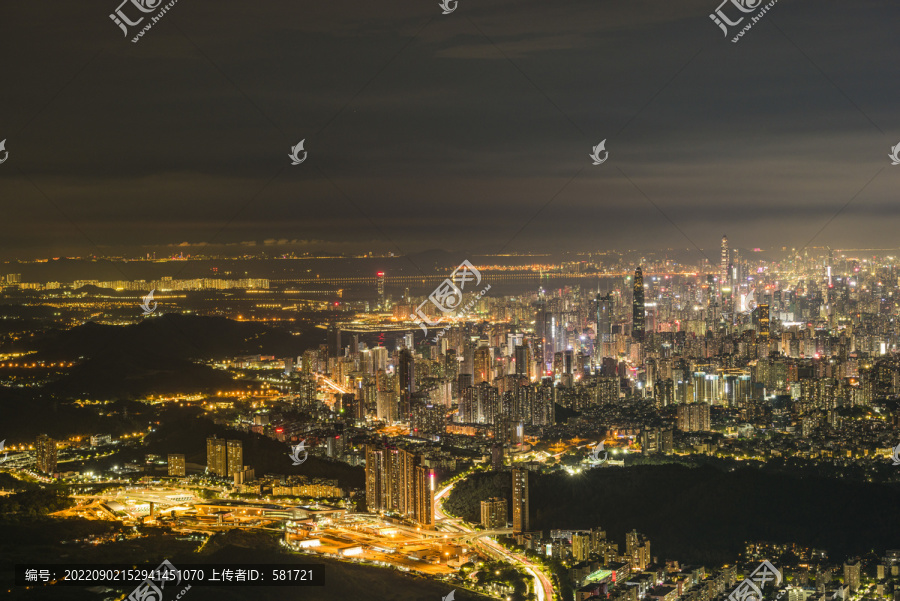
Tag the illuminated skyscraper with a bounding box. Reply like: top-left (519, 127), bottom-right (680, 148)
top-left (376, 271), bottom-right (385, 304)
top-left (398, 448), bottom-right (418, 517)
top-left (572, 532), bottom-right (592, 561)
top-left (398, 348), bottom-right (415, 418)
top-left (35, 434), bottom-right (57, 475)
top-left (415, 465), bottom-right (435, 527)
top-left (626, 530), bottom-right (652, 570)
top-left (474, 346), bottom-right (492, 384)
top-left (721, 234), bottom-right (729, 292)
top-left (514, 344), bottom-right (532, 379)
top-left (596, 292), bottom-right (613, 343)
top-left (758, 303), bottom-right (770, 341)
top-left (168, 454), bottom-right (186, 477)
top-left (512, 468), bottom-right (530, 532)
top-left (632, 266), bottom-right (645, 342)
top-left (365, 443), bottom-right (434, 527)
top-left (844, 560), bottom-right (860, 592)
top-left (226, 439), bottom-right (243, 476)
top-left (327, 323), bottom-right (342, 358)
top-left (480, 497), bottom-right (508, 529)
top-left (206, 436), bottom-right (228, 476)
top-left (676, 403), bottom-right (711, 431)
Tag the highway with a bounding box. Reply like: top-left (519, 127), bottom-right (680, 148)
top-left (434, 482), bottom-right (555, 601)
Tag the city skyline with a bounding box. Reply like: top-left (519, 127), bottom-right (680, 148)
top-left (2, 2), bottom-right (900, 600)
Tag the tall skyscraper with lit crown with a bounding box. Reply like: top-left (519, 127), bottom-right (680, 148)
top-left (633, 266), bottom-right (645, 342)
top-left (721, 235), bottom-right (729, 293)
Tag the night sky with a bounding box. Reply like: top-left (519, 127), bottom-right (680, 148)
top-left (1, 0), bottom-right (898, 261)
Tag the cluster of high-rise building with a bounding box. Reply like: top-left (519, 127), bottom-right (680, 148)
top-left (278, 245), bottom-right (900, 477)
top-left (364, 443), bottom-right (435, 527)
top-left (206, 436), bottom-right (243, 478)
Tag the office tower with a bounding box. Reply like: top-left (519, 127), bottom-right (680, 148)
top-left (340, 392), bottom-right (363, 420)
top-left (372, 346), bottom-right (389, 372)
top-left (512, 468), bottom-right (530, 533)
top-left (572, 532), bottom-right (592, 561)
top-left (376, 271), bottom-right (385, 302)
top-left (206, 436), bottom-right (228, 477)
top-left (553, 350), bottom-right (574, 379)
top-left (758, 303), bottom-right (770, 341)
top-left (328, 323), bottom-right (342, 358)
top-left (721, 235), bottom-right (729, 290)
top-left (398, 348), bottom-right (415, 418)
top-left (844, 560), bottom-right (860, 592)
top-left (480, 497), bottom-right (508, 529)
top-left (514, 344), bottom-right (532, 379)
top-left (168, 454), bottom-right (186, 477)
top-left (626, 530), bottom-right (651, 570)
top-left (474, 347), bottom-right (492, 384)
top-left (633, 266), bottom-right (645, 342)
top-left (35, 434), bottom-right (57, 475)
top-left (596, 292), bottom-right (613, 343)
top-left (535, 304), bottom-right (555, 372)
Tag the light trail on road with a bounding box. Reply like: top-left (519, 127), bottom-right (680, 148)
top-left (434, 478), bottom-right (554, 601)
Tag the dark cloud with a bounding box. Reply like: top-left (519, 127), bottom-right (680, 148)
top-left (0, 0), bottom-right (898, 260)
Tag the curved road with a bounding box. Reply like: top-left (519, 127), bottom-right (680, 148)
top-left (434, 482), bottom-right (555, 601)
